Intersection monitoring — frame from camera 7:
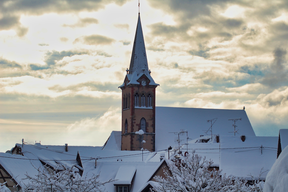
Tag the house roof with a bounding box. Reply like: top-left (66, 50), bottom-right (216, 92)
top-left (0, 152), bottom-right (40, 187)
top-left (220, 135), bottom-right (277, 179)
top-left (155, 106), bottom-right (255, 151)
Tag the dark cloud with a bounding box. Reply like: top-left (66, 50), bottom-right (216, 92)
top-left (261, 48), bottom-right (288, 87)
top-left (0, 58), bottom-right (22, 69)
top-left (74, 35), bottom-right (115, 45)
top-left (0, 15), bottom-right (19, 30)
top-left (1, 0), bottom-right (129, 14)
top-left (29, 50), bottom-right (89, 70)
top-left (45, 50), bottom-right (88, 66)
top-left (63, 17), bottom-right (98, 28)
top-left (0, 0), bottom-right (129, 36)
top-left (223, 18), bottom-right (243, 29)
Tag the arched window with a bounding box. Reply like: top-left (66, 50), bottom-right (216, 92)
top-left (147, 94), bottom-right (152, 107)
top-left (128, 94), bottom-right (130, 108)
top-left (125, 119), bottom-right (128, 133)
top-left (123, 95), bottom-right (126, 109)
top-left (140, 118), bottom-right (146, 132)
top-left (141, 94), bottom-right (146, 107)
top-left (135, 93), bottom-right (139, 107)
top-left (125, 96), bottom-right (128, 109)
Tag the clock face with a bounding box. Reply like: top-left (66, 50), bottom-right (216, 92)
top-left (141, 80), bottom-right (146, 86)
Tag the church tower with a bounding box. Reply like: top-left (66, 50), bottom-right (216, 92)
top-left (119, 13), bottom-right (158, 151)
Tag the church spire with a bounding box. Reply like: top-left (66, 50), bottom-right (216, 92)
top-left (119, 13), bottom-right (158, 88)
top-left (129, 14), bottom-right (149, 75)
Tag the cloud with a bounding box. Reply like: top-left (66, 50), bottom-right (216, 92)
top-left (0, 58), bottom-right (22, 69)
top-left (0, 15), bottom-right (19, 30)
top-left (64, 107), bottom-right (121, 144)
top-left (48, 82), bottom-right (119, 93)
top-left (29, 50), bottom-right (89, 70)
top-left (74, 35), bottom-right (115, 45)
top-left (114, 23), bottom-right (129, 30)
top-left (63, 17), bottom-right (98, 28)
top-left (261, 48), bottom-right (288, 87)
top-left (67, 107), bottom-right (120, 132)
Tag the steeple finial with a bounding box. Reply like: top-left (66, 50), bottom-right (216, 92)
top-left (138, 0), bottom-right (140, 14)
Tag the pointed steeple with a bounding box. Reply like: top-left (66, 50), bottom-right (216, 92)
top-left (129, 14), bottom-right (149, 75)
top-left (119, 14), bottom-right (158, 87)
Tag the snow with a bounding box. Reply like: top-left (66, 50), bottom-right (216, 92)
top-left (0, 152), bottom-right (40, 186)
top-left (155, 107), bottom-right (255, 151)
top-left (102, 131), bottom-right (121, 151)
top-left (264, 145), bottom-right (288, 192)
top-left (114, 166), bottom-right (136, 185)
top-left (220, 135), bottom-right (277, 179)
top-left (135, 129), bottom-right (145, 135)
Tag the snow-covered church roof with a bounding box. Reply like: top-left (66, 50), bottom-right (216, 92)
top-left (155, 106), bottom-right (255, 151)
top-left (119, 14), bottom-right (158, 88)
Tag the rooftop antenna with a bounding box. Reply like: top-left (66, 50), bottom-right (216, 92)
top-left (229, 118), bottom-right (242, 136)
top-left (169, 130), bottom-right (189, 151)
top-left (205, 118), bottom-right (217, 139)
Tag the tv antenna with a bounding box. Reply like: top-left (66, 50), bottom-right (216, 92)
top-left (229, 118), bottom-right (242, 136)
top-left (205, 118), bottom-right (217, 139)
top-left (169, 130), bottom-right (189, 151)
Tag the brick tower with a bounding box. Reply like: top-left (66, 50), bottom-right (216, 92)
top-left (119, 13), bottom-right (158, 151)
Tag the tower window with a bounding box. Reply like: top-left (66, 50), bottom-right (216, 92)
top-left (135, 93), bottom-right (139, 107)
top-left (141, 94), bottom-right (146, 107)
top-left (147, 94), bottom-right (152, 107)
top-left (125, 119), bottom-right (128, 133)
top-left (140, 118), bottom-right (146, 132)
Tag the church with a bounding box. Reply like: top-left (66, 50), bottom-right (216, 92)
top-left (0, 11), bottom-right (280, 192)
top-left (116, 12), bottom-right (256, 152)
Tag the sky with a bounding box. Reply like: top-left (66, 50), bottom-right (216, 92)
top-left (0, 0), bottom-right (288, 152)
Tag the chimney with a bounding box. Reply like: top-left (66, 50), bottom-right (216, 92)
top-left (160, 153), bottom-right (165, 161)
top-left (65, 143), bottom-right (68, 152)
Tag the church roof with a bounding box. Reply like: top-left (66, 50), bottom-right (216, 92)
top-left (119, 14), bottom-right (158, 88)
top-left (155, 107), bottom-right (256, 151)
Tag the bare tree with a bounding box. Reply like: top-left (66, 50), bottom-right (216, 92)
top-left (152, 152), bottom-right (263, 192)
top-left (23, 165), bottom-right (113, 192)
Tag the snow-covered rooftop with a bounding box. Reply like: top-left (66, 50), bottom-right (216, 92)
top-left (220, 135), bottom-right (277, 179)
top-left (155, 107), bottom-right (255, 151)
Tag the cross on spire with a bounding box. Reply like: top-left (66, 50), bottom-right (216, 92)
top-left (138, 0), bottom-right (140, 14)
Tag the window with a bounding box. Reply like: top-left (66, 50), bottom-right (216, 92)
top-left (128, 94), bottom-right (130, 108)
top-left (134, 93), bottom-right (139, 107)
top-left (141, 94), bottom-right (146, 107)
top-left (140, 118), bottom-right (146, 132)
top-left (147, 94), bottom-right (152, 107)
top-left (125, 119), bottom-right (128, 133)
top-left (117, 186), bottom-right (129, 192)
top-left (123, 96), bottom-right (126, 109)
top-left (125, 96), bottom-right (128, 109)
